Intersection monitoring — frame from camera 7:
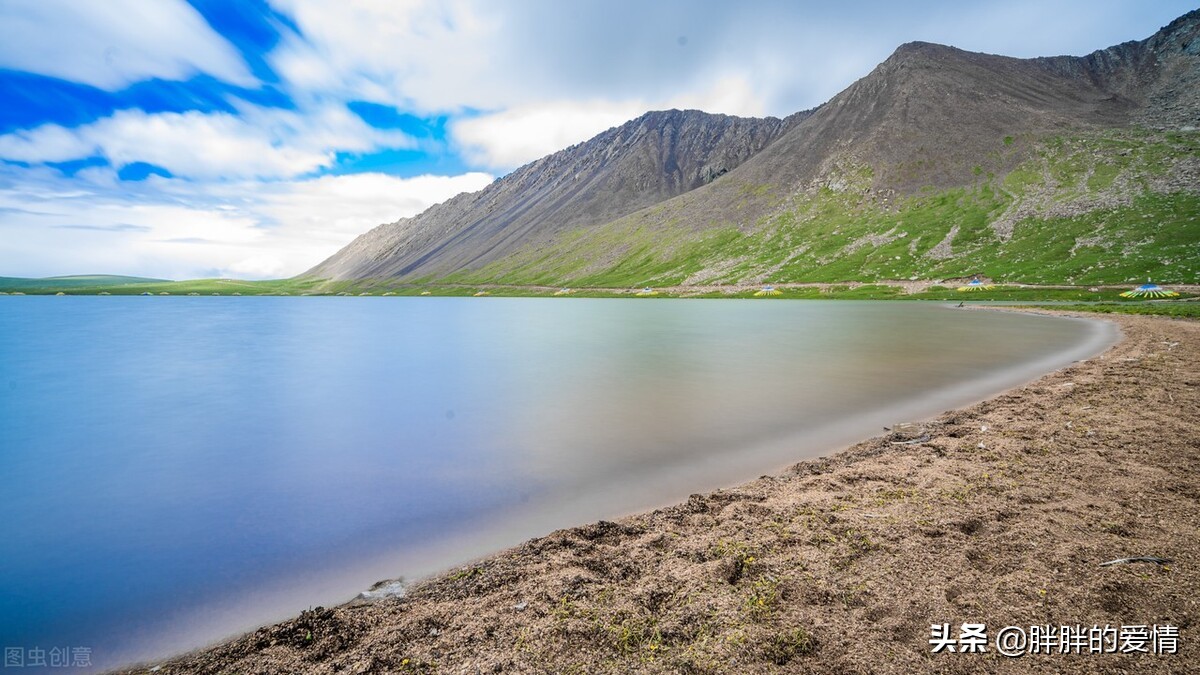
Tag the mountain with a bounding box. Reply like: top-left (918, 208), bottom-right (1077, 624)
top-left (0, 275), bottom-right (169, 290)
top-left (308, 10), bottom-right (1200, 287)
top-left (306, 109), bottom-right (806, 280)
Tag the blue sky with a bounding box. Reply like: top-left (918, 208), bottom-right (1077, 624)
top-left (0, 0), bottom-right (1193, 279)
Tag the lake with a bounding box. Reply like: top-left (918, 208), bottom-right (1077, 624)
top-left (0, 297), bottom-right (1114, 670)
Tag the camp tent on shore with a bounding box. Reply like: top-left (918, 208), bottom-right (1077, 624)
top-left (754, 285), bottom-right (783, 297)
top-left (956, 277), bottom-right (995, 291)
top-left (635, 287), bottom-right (659, 297)
top-left (1120, 282), bottom-right (1179, 298)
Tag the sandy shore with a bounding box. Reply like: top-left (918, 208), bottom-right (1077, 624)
top-left (121, 312), bottom-right (1198, 674)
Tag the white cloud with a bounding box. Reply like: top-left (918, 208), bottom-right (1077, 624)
top-left (0, 168), bottom-right (494, 279)
top-left (267, 0), bottom-right (1199, 121)
top-left (226, 255), bottom-right (291, 279)
top-left (268, 0), bottom-right (504, 111)
top-left (450, 101), bottom-right (645, 170)
top-left (0, 106), bottom-right (415, 180)
top-left (260, 0), bottom-right (884, 172)
top-left (208, 171), bottom-right (495, 249)
top-left (667, 74), bottom-right (768, 119)
top-left (448, 73), bottom-right (770, 171)
top-left (268, 0), bottom-right (784, 118)
top-left (0, 0), bottom-right (255, 90)
top-left (0, 124), bottom-right (94, 163)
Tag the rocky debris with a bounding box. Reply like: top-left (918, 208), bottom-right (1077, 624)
top-left (844, 227), bottom-right (907, 255)
top-left (924, 224), bottom-right (960, 259)
top-left (355, 579), bottom-right (406, 602)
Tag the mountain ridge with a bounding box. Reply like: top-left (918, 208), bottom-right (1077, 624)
top-left (307, 10), bottom-right (1199, 286)
top-left (307, 108), bottom-right (809, 279)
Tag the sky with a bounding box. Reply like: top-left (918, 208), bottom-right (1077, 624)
top-left (0, 1), bottom-right (1194, 280)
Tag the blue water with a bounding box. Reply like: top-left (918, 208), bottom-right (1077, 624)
top-left (0, 298), bottom-right (1113, 670)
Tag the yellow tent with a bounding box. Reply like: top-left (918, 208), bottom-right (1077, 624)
top-left (1120, 282), bottom-right (1179, 298)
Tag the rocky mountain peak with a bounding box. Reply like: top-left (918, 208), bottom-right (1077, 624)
top-left (306, 108), bottom-right (798, 280)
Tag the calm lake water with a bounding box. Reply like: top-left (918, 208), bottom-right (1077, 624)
top-left (0, 298), bottom-right (1113, 670)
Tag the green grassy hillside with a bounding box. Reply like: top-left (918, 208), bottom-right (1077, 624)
top-left (0, 277), bottom-right (325, 296)
top-left (4, 132), bottom-right (1194, 302)
top-left (439, 129), bottom-right (1199, 288)
top-left (0, 275), bottom-right (167, 290)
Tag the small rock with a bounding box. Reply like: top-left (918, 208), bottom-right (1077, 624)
top-left (358, 579), bottom-right (406, 601)
top-left (513, 601), bottom-right (528, 611)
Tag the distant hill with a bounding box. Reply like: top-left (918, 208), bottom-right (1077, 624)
top-left (307, 10), bottom-right (1200, 288)
top-left (0, 276), bottom-right (336, 295)
top-left (0, 275), bottom-right (169, 290)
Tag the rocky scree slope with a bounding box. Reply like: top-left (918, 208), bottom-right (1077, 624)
top-left (306, 110), bottom-right (806, 280)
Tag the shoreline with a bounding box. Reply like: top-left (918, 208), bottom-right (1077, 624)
top-left (3, 278), bottom-right (1198, 302)
top-left (120, 312), bottom-right (1199, 673)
